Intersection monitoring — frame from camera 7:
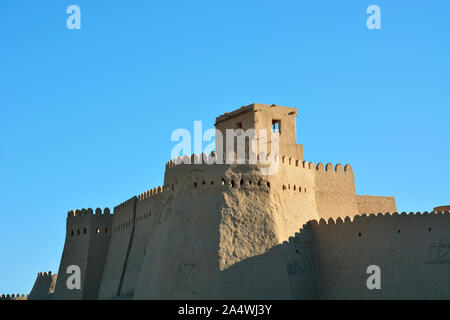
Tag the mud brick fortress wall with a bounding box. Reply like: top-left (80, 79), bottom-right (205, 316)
top-left (53, 208), bottom-right (112, 299)
top-left (285, 212), bottom-right (450, 299)
top-left (26, 103), bottom-right (448, 300)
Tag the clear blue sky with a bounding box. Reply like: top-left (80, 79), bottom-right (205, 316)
top-left (0, 1), bottom-right (449, 294)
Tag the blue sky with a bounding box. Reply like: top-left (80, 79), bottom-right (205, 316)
top-left (0, 1), bottom-right (449, 294)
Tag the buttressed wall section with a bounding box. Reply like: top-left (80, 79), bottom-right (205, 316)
top-left (53, 208), bottom-right (112, 300)
top-left (98, 198), bottom-right (136, 299)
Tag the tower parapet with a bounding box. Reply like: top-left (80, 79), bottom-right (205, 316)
top-left (53, 206), bottom-right (113, 300)
top-left (215, 103), bottom-right (304, 161)
top-left (28, 271), bottom-right (57, 300)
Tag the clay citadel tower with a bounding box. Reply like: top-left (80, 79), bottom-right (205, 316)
top-left (7, 103), bottom-right (449, 300)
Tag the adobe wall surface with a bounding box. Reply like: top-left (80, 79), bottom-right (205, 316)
top-left (53, 212), bottom-right (90, 300)
top-left (253, 104), bottom-right (303, 160)
top-left (283, 227), bottom-right (318, 299)
top-left (308, 162), bottom-right (358, 221)
top-left (309, 212), bottom-right (450, 299)
top-left (215, 105), bottom-right (256, 158)
top-left (356, 195), bottom-right (397, 214)
top-left (134, 169), bottom-right (224, 299)
top-left (218, 212), bottom-right (450, 300)
top-left (83, 210), bottom-right (113, 299)
top-left (28, 271), bottom-right (57, 300)
top-left (119, 191), bottom-right (166, 298)
top-left (97, 198), bottom-right (136, 299)
top-left (266, 158), bottom-right (319, 243)
top-left (53, 208), bottom-right (112, 300)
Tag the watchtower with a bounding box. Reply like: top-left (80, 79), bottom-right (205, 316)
top-left (214, 103), bottom-right (304, 161)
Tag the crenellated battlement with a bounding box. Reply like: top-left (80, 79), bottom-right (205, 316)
top-left (305, 211), bottom-right (450, 227)
top-left (65, 207), bottom-right (114, 241)
top-left (114, 197), bottom-right (137, 213)
top-left (165, 152), bottom-right (353, 176)
top-left (162, 153), bottom-right (357, 212)
top-left (68, 207), bottom-right (111, 218)
top-left (165, 152), bottom-right (280, 169)
top-left (0, 294), bottom-right (28, 300)
top-left (280, 156), bottom-right (353, 174)
top-left (166, 153), bottom-right (209, 168)
top-left (138, 185), bottom-right (173, 201)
